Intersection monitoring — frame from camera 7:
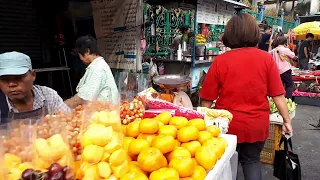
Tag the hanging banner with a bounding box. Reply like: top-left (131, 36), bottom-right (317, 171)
top-left (91, 0), bottom-right (142, 70)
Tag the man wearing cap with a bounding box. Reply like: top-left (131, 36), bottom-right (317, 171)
top-left (0, 51), bottom-right (71, 123)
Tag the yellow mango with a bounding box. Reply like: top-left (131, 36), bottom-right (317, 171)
top-left (34, 158), bottom-right (51, 170)
top-left (47, 134), bottom-right (68, 161)
top-left (90, 112), bottom-right (100, 123)
top-left (82, 145), bottom-right (104, 164)
top-left (83, 165), bottom-right (99, 180)
top-left (4, 153), bottom-right (21, 168)
top-left (18, 162), bottom-right (33, 171)
top-left (8, 168), bottom-right (22, 180)
top-left (101, 152), bottom-right (111, 162)
top-left (111, 161), bottom-right (129, 178)
top-left (81, 125), bottom-right (113, 147)
top-left (104, 141), bottom-right (121, 154)
top-left (57, 151), bottom-right (74, 168)
top-left (98, 162), bottom-right (112, 178)
top-left (107, 175), bottom-right (118, 180)
top-left (109, 149), bottom-right (126, 166)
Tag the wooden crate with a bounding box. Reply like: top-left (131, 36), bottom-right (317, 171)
top-left (260, 123), bottom-right (284, 165)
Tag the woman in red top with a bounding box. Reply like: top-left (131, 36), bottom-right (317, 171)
top-left (200, 13), bottom-right (293, 180)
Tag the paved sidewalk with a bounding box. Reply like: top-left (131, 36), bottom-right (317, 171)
top-left (237, 105), bottom-right (320, 180)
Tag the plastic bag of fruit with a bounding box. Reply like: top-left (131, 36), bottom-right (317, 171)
top-left (33, 118), bottom-right (75, 180)
top-left (77, 101), bottom-right (131, 179)
top-left (120, 97), bottom-right (145, 125)
top-left (44, 110), bottom-right (82, 161)
top-left (0, 119), bottom-right (38, 180)
top-left (0, 131), bottom-right (8, 180)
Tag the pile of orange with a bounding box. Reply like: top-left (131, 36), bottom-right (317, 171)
top-left (121, 112), bottom-right (228, 180)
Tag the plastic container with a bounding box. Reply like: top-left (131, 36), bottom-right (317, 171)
top-left (177, 44), bottom-right (182, 61)
top-left (77, 101), bottom-right (128, 179)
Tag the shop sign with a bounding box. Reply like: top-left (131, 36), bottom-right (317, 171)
top-left (91, 0), bottom-right (142, 70)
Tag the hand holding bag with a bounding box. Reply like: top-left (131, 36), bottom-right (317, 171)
top-left (273, 136), bottom-right (301, 180)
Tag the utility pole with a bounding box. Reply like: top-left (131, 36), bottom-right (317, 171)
top-left (291, 0), bottom-right (295, 17)
top-left (276, 0), bottom-right (280, 12)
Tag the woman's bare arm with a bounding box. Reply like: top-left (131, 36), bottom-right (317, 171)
top-left (272, 95), bottom-right (293, 135)
top-left (201, 99), bottom-right (213, 108)
top-left (64, 95), bottom-right (85, 109)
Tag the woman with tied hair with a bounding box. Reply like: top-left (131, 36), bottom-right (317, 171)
top-left (200, 13), bottom-right (293, 180)
top-left (269, 36), bottom-right (297, 99)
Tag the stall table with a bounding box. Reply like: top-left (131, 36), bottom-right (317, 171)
top-left (292, 75), bottom-right (320, 83)
top-left (205, 134), bottom-right (237, 180)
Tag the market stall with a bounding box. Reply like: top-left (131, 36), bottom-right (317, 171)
top-left (291, 69), bottom-right (320, 106)
top-left (0, 91), bottom-right (239, 180)
top-left (142, 0), bottom-right (249, 107)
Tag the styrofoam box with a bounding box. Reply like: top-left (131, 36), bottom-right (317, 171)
top-left (269, 111), bottom-right (296, 125)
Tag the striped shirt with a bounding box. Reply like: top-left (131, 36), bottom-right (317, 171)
top-left (6, 85), bottom-right (71, 114)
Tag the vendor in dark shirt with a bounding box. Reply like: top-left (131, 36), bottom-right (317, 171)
top-left (298, 33), bottom-right (314, 70)
top-left (258, 25), bottom-right (272, 51)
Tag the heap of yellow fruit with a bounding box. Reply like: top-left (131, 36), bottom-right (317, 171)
top-left (3, 133), bottom-right (74, 180)
top-left (34, 134), bottom-right (74, 171)
top-left (77, 110), bottom-right (130, 180)
top-left (3, 154), bottom-right (33, 180)
top-left (122, 111), bottom-right (228, 180)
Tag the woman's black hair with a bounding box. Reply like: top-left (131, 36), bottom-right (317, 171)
top-left (306, 33), bottom-right (314, 38)
top-left (264, 25), bottom-right (272, 32)
top-left (180, 26), bottom-right (190, 34)
top-left (74, 35), bottom-right (101, 56)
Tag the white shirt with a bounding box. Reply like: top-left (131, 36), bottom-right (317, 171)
top-left (76, 57), bottom-right (119, 104)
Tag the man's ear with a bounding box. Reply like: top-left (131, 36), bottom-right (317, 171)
top-left (30, 70), bottom-right (36, 81)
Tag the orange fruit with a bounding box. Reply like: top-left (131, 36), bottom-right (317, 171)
top-left (191, 165), bottom-right (206, 180)
top-left (217, 137), bottom-right (228, 149)
top-left (158, 125), bottom-right (178, 138)
top-left (175, 140), bottom-right (181, 148)
top-left (206, 125), bottom-right (221, 137)
top-left (203, 138), bottom-right (220, 146)
top-left (169, 116), bottom-right (188, 129)
top-left (151, 135), bottom-right (176, 154)
top-left (177, 126), bottom-right (199, 143)
top-left (122, 125), bottom-right (127, 135)
top-left (137, 133), bottom-right (155, 145)
top-left (139, 118), bottom-right (159, 134)
top-left (137, 147), bottom-right (168, 173)
top-left (180, 178), bottom-right (193, 180)
top-left (195, 146), bottom-right (217, 170)
top-left (198, 131), bottom-right (213, 144)
top-left (203, 138), bottom-right (225, 159)
top-left (187, 119), bottom-right (206, 131)
top-left (120, 171), bottom-right (148, 180)
top-left (168, 157), bottom-right (195, 178)
top-left (122, 137), bottom-right (135, 152)
top-left (158, 121), bottom-right (165, 128)
top-left (128, 161), bottom-right (147, 175)
top-left (128, 139), bottom-right (150, 156)
top-left (155, 112), bottom-right (172, 125)
top-left (191, 158), bottom-right (198, 166)
top-left (166, 147), bottom-right (191, 162)
top-left (181, 141), bottom-right (201, 157)
top-left (149, 167), bottom-right (179, 180)
top-left (126, 121), bottom-right (140, 138)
